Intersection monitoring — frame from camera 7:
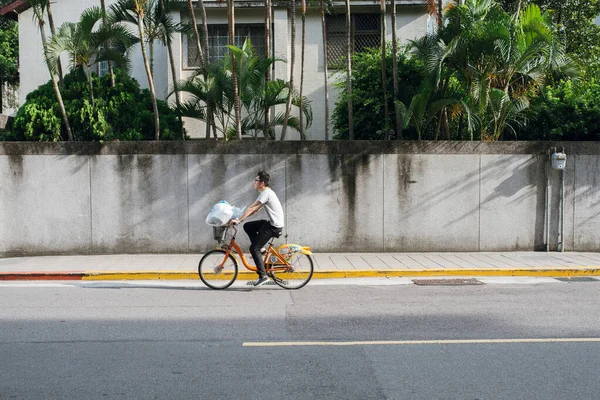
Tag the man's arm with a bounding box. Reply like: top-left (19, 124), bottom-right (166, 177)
top-left (231, 201), bottom-right (263, 224)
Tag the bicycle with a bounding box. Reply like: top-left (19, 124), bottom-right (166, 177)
top-left (198, 224), bottom-right (314, 290)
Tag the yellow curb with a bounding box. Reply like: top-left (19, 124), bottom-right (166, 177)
top-left (82, 271), bottom-right (260, 280)
top-left (315, 268), bottom-right (600, 278)
top-left (79, 268), bottom-right (600, 280)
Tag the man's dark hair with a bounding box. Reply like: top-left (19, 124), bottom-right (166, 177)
top-left (257, 171), bottom-right (271, 187)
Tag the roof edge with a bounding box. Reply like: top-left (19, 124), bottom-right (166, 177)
top-left (0, 0), bottom-right (29, 21)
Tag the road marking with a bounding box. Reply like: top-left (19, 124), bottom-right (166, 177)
top-left (243, 338), bottom-right (600, 347)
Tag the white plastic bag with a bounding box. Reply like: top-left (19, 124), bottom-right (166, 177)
top-left (232, 206), bottom-right (246, 220)
top-left (205, 201), bottom-right (246, 226)
top-left (205, 201), bottom-right (234, 226)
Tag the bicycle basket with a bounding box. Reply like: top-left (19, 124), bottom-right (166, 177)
top-left (213, 226), bottom-right (227, 241)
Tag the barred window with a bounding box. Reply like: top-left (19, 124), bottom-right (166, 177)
top-left (326, 14), bottom-right (380, 69)
top-left (98, 61), bottom-right (109, 77)
top-left (186, 24), bottom-right (266, 67)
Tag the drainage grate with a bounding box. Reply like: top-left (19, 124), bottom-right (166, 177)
top-left (412, 278), bottom-right (485, 286)
top-left (556, 277), bottom-right (599, 283)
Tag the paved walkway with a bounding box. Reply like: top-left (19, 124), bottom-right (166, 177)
top-left (1, 252), bottom-right (600, 280)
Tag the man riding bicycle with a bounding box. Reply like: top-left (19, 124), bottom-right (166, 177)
top-left (231, 171), bottom-right (284, 287)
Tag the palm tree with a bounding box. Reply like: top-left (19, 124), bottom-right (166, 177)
top-left (298, 0), bottom-right (307, 139)
top-left (29, 0), bottom-right (73, 140)
top-left (111, 0), bottom-right (161, 140)
top-left (196, 0), bottom-right (215, 138)
top-left (319, 0), bottom-right (330, 140)
top-left (264, 0), bottom-right (272, 138)
top-left (140, 0), bottom-right (161, 76)
top-left (380, 0), bottom-right (388, 133)
top-left (280, 0), bottom-right (297, 141)
top-left (390, 0), bottom-right (402, 139)
top-left (227, 0), bottom-right (242, 140)
top-left (45, 0), bottom-right (64, 86)
top-left (410, 0), bottom-right (578, 141)
top-left (175, 40), bottom-right (312, 139)
top-left (47, 7), bottom-right (134, 106)
top-left (345, 0), bottom-right (354, 139)
top-left (156, 0), bottom-right (186, 138)
top-left (185, 0), bottom-right (216, 138)
top-left (100, 0), bottom-right (116, 86)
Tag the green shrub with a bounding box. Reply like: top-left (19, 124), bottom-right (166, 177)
top-left (517, 69), bottom-right (600, 141)
top-left (332, 45), bottom-right (424, 140)
top-left (11, 68), bottom-right (185, 141)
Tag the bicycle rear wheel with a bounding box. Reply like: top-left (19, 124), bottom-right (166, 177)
top-left (271, 252), bottom-right (314, 289)
top-left (198, 250), bottom-right (238, 289)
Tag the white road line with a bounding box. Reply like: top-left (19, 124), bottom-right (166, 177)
top-left (243, 338), bottom-right (600, 347)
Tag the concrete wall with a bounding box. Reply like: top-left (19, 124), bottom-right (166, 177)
top-left (1, 141), bottom-right (599, 256)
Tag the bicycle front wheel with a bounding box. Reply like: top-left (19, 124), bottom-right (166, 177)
top-left (271, 252), bottom-right (314, 289)
top-left (198, 250), bottom-right (238, 289)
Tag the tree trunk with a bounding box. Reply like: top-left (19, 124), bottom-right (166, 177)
top-left (86, 65), bottom-right (95, 107)
top-left (40, 25), bottom-right (73, 141)
top-left (281, 0), bottom-right (296, 141)
top-left (188, 0), bottom-right (216, 139)
top-left (390, 0), bottom-right (402, 140)
top-left (515, 0), bottom-right (523, 19)
top-left (167, 36), bottom-right (184, 140)
top-left (434, 110), bottom-right (442, 140)
top-left (159, 0), bottom-right (183, 139)
top-left (0, 77), bottom-right (4, 114)
top-left (264, 0), bottom-right (272, 138)
top-left (100, 0), bottom-right (116, 87)
top-left (228, 0), bottom-right (242, 140)
top-left (200, 0), bottom-right (219, 140)
top-left (380, 0), bottom-right (388, 132)
top-left (299, 0), bottom-right (306, 139)
top-left (187, 0), bottom-right (210, 138)
top-left (345, 0), bottom-right (354, 140)
top-left (199, 0), bottom-right (218, 139)
top-left (46, 1), bottom-right (64, 88)
top-left (149, 41), bottom-right (155, 77)
top-left (198, 0), bottom-right (209, 57)
top-left (443, 108), bottom-right (450, 139)
top-left (137, 18), bottom-right (161, 140)
top-left (320, 0), bottom-right (330, 140)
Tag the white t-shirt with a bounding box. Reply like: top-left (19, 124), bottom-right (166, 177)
top-left (257, 188), bottom-right (284, 228)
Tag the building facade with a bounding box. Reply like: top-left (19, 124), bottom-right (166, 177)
top-left (2, 0), bottom-right (431, 139)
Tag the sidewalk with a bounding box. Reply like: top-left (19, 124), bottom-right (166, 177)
top-left (1, 252), bottom-right (600, 281)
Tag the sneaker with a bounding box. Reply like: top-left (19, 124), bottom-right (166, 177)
top-left (253, 275), bottom-right (270, 287)
top-left (260, 248), bottom-right (267, 254)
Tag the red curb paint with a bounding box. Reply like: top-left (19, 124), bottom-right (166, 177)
top-left (0, 273), bottom-right (84, 281)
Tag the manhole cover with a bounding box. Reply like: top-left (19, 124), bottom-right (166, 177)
top-left (556, 277), bottom-right (599, 283)
top-left (412, 278), bottom-right (484, 286)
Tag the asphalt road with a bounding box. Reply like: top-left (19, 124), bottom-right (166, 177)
top-left (1, 281), bottom-right (600, 399)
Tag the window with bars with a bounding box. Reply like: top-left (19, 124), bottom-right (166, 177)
top-left (186, 24), bottom-right (266, 68)
top-left (326, 14), bottom-right (380, 69)
top-left (98, 61), bottom-right (109, 77)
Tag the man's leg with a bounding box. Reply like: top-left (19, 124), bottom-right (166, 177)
top-left (243, 220), bottom-right (266, 246)
top-left (249, 222), bottom-right (277, 278)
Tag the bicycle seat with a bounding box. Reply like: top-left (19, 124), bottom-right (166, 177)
top-left (273, 231), bottom-right (282, 238)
